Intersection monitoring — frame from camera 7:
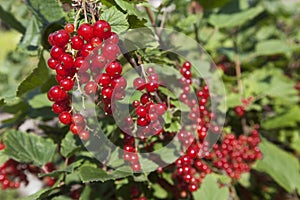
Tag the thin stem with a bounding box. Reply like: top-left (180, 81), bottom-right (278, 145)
top-left (74, 8), bottom-right (82, 31)
top-left (88, 1), bottom-right (96, 23)
top-left (233, 30), bottom-right (247, 134)
top-left (158, 10), bottom-right (167, 36)
top-left (82, 0), bottom-right (88, 23)
top-left (119, 41), bottom-right (139, 70)
top-left (145, 6), bottom-right (156, 27)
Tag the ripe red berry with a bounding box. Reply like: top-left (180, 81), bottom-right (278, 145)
top-left (64, 23), bottom-right (74, 33)
top-left (59, 111), bottom-right (72, 125)
top-left (78, 23), bottom-right (94, 41)
top-left (105, 61), bottom-right (122, 76)
top-left (136, 106), bottom-right (147, 117)
top-left (70, 123), bottom-right (84, 135)
top-left (145, 82), bottom-right (159, 92)
top-left (133, 78), bottom-right (146, 90)
top-left (0, 143), bottom-right (5, 150)
top-left (112, 76), bottom-right (127, 90)
top-left (50, 46), bottom-right (64, 59)
top-left (234, 105), bottom-right (245, 117)
top-left (60, 77), bottom-right (74, 91)
top-left (59, 53), bottom-right (73, 69)
top-left (79, 130), bottom-right (90, 140)
top-left (140, 93), bottom-right (150, 105)
top-left (72, 114), bottom-right (85, 125)
top-left (131, 163), bottom-right (141, 172)
top-left (84, 81), bottom-right (98, 95)
top-left (71, 35), bottom-right (84, 50)
top-left (47, 86), bottom-right (68, 102)
top-left (93, 20), bottom-right (112, 39)
top-left (102, 44), bottom-right (120, 60)
top-left (53, 30), bottom-right (70, 47)
top-left (47, 58), bottom-right (59, 70)
top-left (91, 54), bottom-right (107, 71)
top-left (101, 86), bottom-right (113, 99)
top-left (183, 61), bottom-right (192, 70)
top-left (107, 32), bottom-right (119, 44)
top-left (97, 73), bottom-right (111, 86)
top-left (137, 117), bottom-right (149, 126)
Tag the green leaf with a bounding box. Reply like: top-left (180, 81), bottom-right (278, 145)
top-left (28, 93), bottom-right (52, 109)
top-left (196, 0), bottom-right (231, 9)
top-left (254, 138), bottom-right (300, 193)
top-left (26, 0), bottom-right (65, 23)
top-left (100, 6), bottom-right (129, 34)
top-left (262, 106), bottom-right (300, 129)
top-left (127, 15), bottom-right (147, 29)
top-left (0, 98), bottom-right (5, 108)
top-left (114, 0), bottom-right (144, 19)
top-left (3, 130), bottom-right (56, 166)
top-left (78, 165), bottom-right (131, 183)
top-left (255, 39), bottom-right (291, 56)
top-left (152, 183), bottom-right (168, 199)
top-left (0, 151), bottom-right (9, 165)
top-left (0, 5), bottom-right (25, 33)
top-left (18, 15), bottom-right (42, 54)
top-left (61, 131), bottom-right (81, 158)
top-left (162, 110), bottom-right (173, 124)
top-left (17, 53), bottom-right (49, 97)
top-left (164, 121), bottom-right (181, 133)
top-left (22, 188), bottom-right (57, 200)
top-left (192, 174), bottom-right (229, 199)
top-left (159, 87), bottom-right (176, 99)
top-left (209, 6), bottom-right (264, 28)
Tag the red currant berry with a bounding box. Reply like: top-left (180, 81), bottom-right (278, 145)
top-left (70, 124), bottom-right (84, 135)
top-left (78, 23), bottom-right (94, 41)
top-left (145, 82), bottom-right (159, 92)
top-left (140, 93), bottom-right (151, 105)
top-left (59, 53), bottom-right (73, 69)
top-left (107, 32), bottom-right (119, 44)
top-left (71, 35), bottom-right (84, 50)
top-left (101, 86), bottom-right (113, 99)
top-left (53, 30), bottom-right (69, 47)
top-left (59, 111), bottom-right (72, 125)
top-left (112, 76), bottom-right (127, 90)
top-left (84, 81), bottom-right (98, 95)
top-left (102, 44), bottom-right (120, 60)
top-left (97, 73), bottom-right (111, 86)
top-left (60, 77), bottom-right (74, 91)
top-left (72, 114), bottom-right (85, 125)
top-left (133, 77), bottom-right (146, 90)
top-left (93, 20), bottom-right (112, 39)
top-left (137, 117), bottom-right (149, 126)
top-left (50, 46), bottom-right (64, 59)
top-left (183, 61), bottom-right (192, 70)
top-left (47, 58), bottom-right (59, 70)
top-left (64, 23), bottom-right (74, 33)
top-left (79, 130), bottom-right (90, 140)
top-left (105, 61), bottom-right (122, 76)
top-left (136, 105), bottom-right (147, 117)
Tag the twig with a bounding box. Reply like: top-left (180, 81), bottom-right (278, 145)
top-left (82, 0), bottom-right (88, 23)
top-left (74, 8), bottom-right (82, 31)
top-left (233, 30), bottom-right (247, 134)
top-left (158, 10), bottom-right (168, 36)
top-left (119, 41), bottom-right (139, 70)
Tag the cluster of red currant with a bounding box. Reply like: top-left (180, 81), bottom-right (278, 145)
top-left (0, 157), bottom-right (58, 190)
top-left (169, 62), bottom-right (261, 195)
top-left (211, 127), bottom-right (262, 179)
top-left (234, 96), bottom-right (254, 117)
top-left (47, 20), bottom-right (124, 140)
top-left (0, 159), bottom-right (27, 190)
top-left (171, 61), bottom-right (214, 193)
top-left (132, 68), bottom-right (167, 129)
